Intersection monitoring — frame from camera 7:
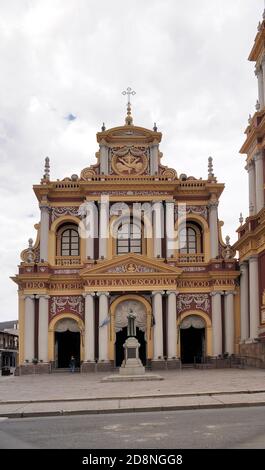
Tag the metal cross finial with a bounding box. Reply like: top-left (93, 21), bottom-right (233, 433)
top-left (122, 87), bottom-right (136, 105)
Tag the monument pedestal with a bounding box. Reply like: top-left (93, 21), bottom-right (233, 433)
top-left (119, 337), bottom-right (145, 376)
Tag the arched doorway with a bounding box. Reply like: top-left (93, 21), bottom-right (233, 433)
top-left (180, 315), bottom-right (206, 364)
top-left (54, 318), bottom-right (80, 368)
top-left (115, 326), bottom-right (146, 367)
top-left (114, 299), bottom-right (147, 367)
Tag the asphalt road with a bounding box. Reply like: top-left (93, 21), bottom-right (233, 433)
top-left (0, 407), bottom-right (265, 449)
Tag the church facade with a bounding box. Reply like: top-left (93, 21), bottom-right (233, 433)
top-left (13, 96), bottom-right (240, 374)
top-left (234, 12), bottom-right (265, 365)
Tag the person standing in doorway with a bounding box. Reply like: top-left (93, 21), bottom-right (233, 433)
top-left (69, 355), bottom-right (76, 373)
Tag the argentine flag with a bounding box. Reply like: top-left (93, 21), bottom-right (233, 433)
top-left (99, 316), bottom-right (110, 328)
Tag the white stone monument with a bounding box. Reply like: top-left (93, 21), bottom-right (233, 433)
top-left (119, 309), bottom-right (145, 376)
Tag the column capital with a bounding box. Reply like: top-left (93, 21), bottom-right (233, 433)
top-left (207, 200), bottom-right (219, 210)
top-left (224, 291), bottom-right (236, 296)
top-left (166, 290), bottom-right (179, 296)
top-left (39, 203), bottom-right (50, 211)
top-left (254, 152), bottom-right (263, 162)
top-left (97, 291), bottom-right (110, 297)
top-left (245, 160), bottom-right (255, 172)
top-left (83, 292), bottom-right (95, 298)
top-left (35, 294), bottom-right (50, 300)
top-left (152, 200), bottom-right (163, 205)
top-left (255, 65), bottom-right (262, 76)
top-left (23, 294), bottom-right (36, 300)
top-left (239, 260), bottom-right (248, 268)
top-left (210, 291), bottom-right (224, 297)
top-left (249, 255), bottom-right (259, 263)
top-left (152, 290), bottom-right (165, 297)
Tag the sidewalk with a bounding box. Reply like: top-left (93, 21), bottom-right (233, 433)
top-left (1, 368), bottom-right (265, 418)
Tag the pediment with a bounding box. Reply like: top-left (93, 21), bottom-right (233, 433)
top-left (96, 125), bottom-right (162, 145)
top-left (80, 254), bottom-right (181, 277)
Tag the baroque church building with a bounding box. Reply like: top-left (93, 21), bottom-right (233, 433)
top-left (13, 93), bottom-right (241, 374)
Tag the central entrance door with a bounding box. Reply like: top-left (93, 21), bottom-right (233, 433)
top-left (54, 318), bottom-right (80, 369)
top-left (115, 327), bottom-right (146, 367)
top-left (180, 315), bottom-right (206, 364)
top-left (55, 330), bottom-right (80, 368)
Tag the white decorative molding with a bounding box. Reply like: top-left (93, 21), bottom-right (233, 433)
top-left (177, 294), bottom-right (210, 314)
top-left (54, 318), bottom-right (80, 332)
top-left (53, 269), bottom-right (80, 274)
top-left (115, 300), bottom-right (147, 333)
top-left (51, 207), bottom-right (80, 222)
top-left (180, 315), bottom-right (206, 329)
top-left (107, 263), bottom-right (156, 273)
top-left (90, 191), bottom-right (171, 196)
top-left (182, 266), bottom-right (207, 272)
top-left (50, 296), bottom-right (84, 317)
top-left (175, 205), bottom-right (208, 221)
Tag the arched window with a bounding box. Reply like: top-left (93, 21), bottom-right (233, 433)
top-left (179, 223), bottom-right (202, 254)
top-left (57, 224), bottom-right (80, 257)
top-left (61, 228), bottom-right (79, 256)
top-left (117, 221), bottom-right (142, 254)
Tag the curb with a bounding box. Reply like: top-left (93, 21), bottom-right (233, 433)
top-left (1, 400), bottom-right (265, 419)
top-left (1, 389), bottom-right (265, 405)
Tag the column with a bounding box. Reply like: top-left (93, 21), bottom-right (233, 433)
top-left (211, 291), bottom-right (223, 356)
top-left (249, 256), bottom-right (260, 340)
top-left (39, 203), bottom-right (49, 262)
top-left (99, 144), bottom-right (109, 174)
top-left (153, 201), bottom-right (163, 258)
top-left (150, 144), bottom-right (159, 175)
top-left (99, 196), bottom-right (109, 259)
top-left (255, 66), bottom-right (264, 108)
top-left (83, 293), bottom-right (95, 361)
top-left (261, 57), bottom-right (265, 106)
top-left (240, 262), bottom-right (249, 341)
top-left (97, 292), bottom-right (109, 361)
top-left (254, 152), bottom-right (264, 213)
top-left (165, 201), bottom-right (175, 258)
top-left (224, 292), bottom-right (234, 355)
top-left (166, 291), bottom-right (177, 359)
top-left (38, 295), bottom-right (49, 362)
top-left (24, 295), bottom-right (35, 362)
top-left (152, 291), bottom-right (164, 359)
top-left (246, 161), bottom-right (256, 215)
top-left (208, 201), bottom-right (219, 259)
top-left (85, 201), bottom-right (97, 260)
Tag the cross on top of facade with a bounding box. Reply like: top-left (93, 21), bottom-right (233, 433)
top-left (122, 87), bottom-right (136, 105)
top-left (122, 87), bottom-right (136, 126)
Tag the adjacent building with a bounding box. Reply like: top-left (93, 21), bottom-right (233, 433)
top-left (0, 321), bottom-right (19, 374)
top-left (234, 10), bottom-right (265, 365)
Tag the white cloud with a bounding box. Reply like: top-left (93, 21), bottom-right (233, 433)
top-left (0, 0), bottom-right (262, 320)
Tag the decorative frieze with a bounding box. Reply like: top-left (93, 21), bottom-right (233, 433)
top-left (50, 296), bottom-right (84, 319)
top-left (174, 205), bottom-right (208, 221)
top-left (111, 146), bottom-right (149, 175)
top-left (177, 294), bottom-right (210, 314)
top-left (177, 280), bottom-right (210, 288)
top-left (53, 269), bottom-right (80, 274)
top-left (182, 266), bottom-right (207, 272)
top-left (51, 207), bottom-right (80, 222)
top-left (86, 278), bottom-right (176, 288)
top-left (89, 191), bottom-right (171, 196)
top-left (107, 263), bottom-right (156, 273)
top-left (49, 281), bottom-right (83, 290)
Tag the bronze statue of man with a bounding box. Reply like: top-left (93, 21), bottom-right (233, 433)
top-left (127, 309), bottom-right (136, 337)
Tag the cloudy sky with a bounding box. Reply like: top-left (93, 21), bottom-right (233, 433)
top-left (0, 0), bottom-right (262, 321)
